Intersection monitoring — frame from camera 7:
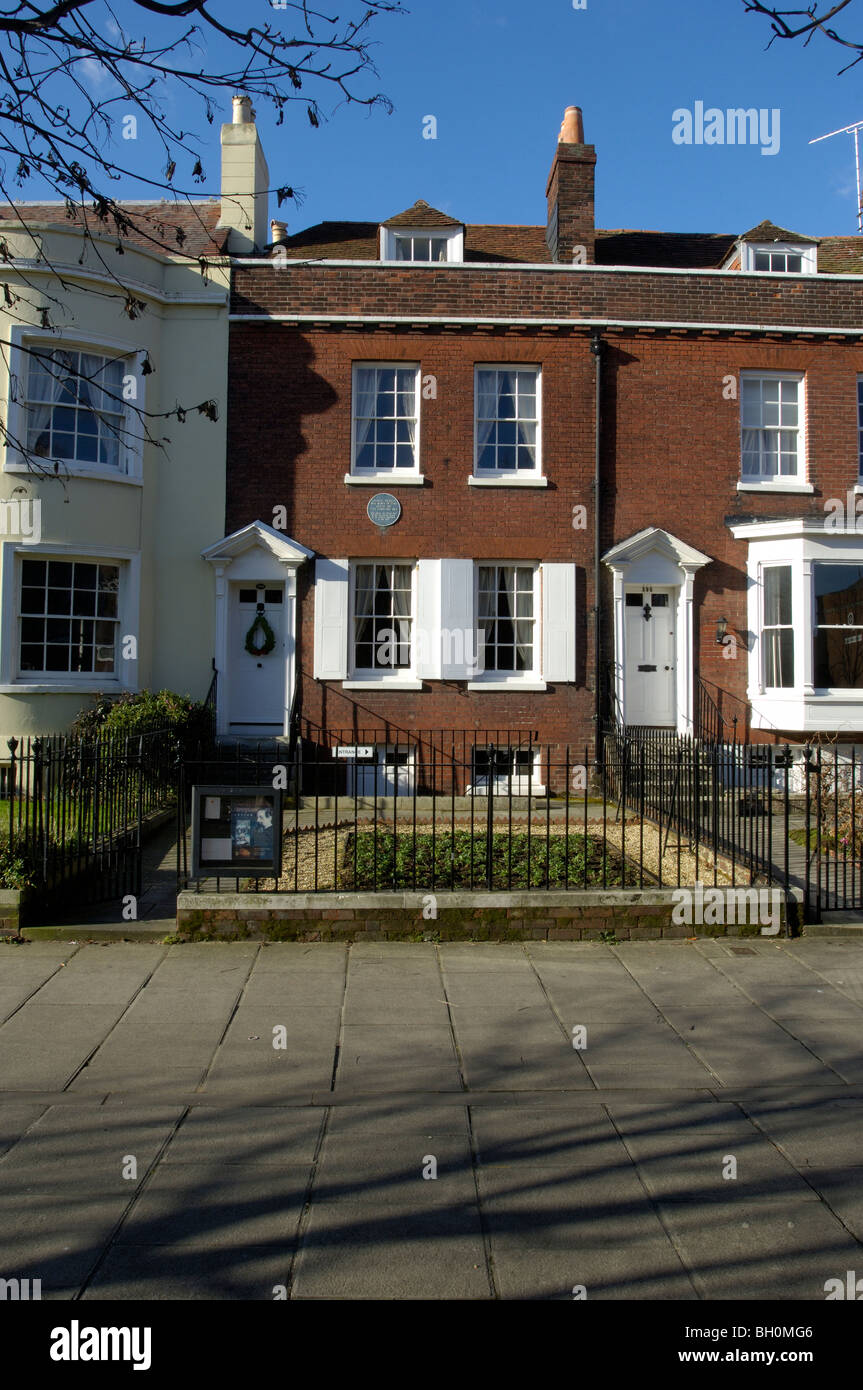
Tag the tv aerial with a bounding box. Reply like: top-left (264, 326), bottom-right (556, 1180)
top-left (810, 119), bottom-right (863, 233)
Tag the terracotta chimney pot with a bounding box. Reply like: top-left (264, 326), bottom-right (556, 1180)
top-left (559, 106), bottom-right (585, 145)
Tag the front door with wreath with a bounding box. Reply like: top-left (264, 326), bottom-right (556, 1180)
top-left (228, 583), bottom-right (286, 733)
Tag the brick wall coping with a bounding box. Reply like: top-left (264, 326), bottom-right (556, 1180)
top-left (177, 888), bottom-right (791, 913)
top-left (234, 259), bottom-right (863, 284)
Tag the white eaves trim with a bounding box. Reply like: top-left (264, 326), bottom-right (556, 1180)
top-left (230, 312), bottom-right (863, 337)
top-left (728, 517), bottom-right (857, 540)
top-left (4, 258), bottom-right (228, 308)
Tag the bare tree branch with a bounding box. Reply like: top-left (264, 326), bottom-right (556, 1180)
top-left (0, 0), bottom-right (403, 473)
top-left (742, 1), bottom-right (863, 71)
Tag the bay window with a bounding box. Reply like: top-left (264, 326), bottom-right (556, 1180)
top-left (814, 564), bottom-right (863, 690)
top-left (26, 348), bottom-right (127, 471)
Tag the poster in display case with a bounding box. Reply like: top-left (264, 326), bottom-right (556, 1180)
top-left (191, 785), bottom-right (282, 879)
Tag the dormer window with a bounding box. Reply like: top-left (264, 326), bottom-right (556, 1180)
top-left (741, 242), bottom-right (817, 274)
top-left (379, 202), bottom-right (464, 263)
top-left (394, 235), bottom-right (449, 262)
top-left (727, 223), bottom-right (818, 275)
top-left (754, 250), bottom-right (803, 273)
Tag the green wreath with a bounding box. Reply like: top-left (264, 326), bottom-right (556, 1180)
top-left (245, 613), bottom-right (276, 657)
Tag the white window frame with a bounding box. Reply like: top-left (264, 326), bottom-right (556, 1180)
top-left (468, 561), bottom-right (546, 690)
top-left (4, 327), bottom-right (145, 483)
top-left (347, 743), bottom-right (416, 798)
top-left (349, 362), bottom-right (422, 481)
top-left (0, 541), bottom-right (140, 693)
top-left (812, 561), bottom-right (863, 693)
top-left (472, 365), bottom-right (543, 484)
top-left (760, 563), bottom-right (795, 692)
top-left (738, 370), bottom-right (810, 493)
top-left (740, 242), bottom-right (817, 275)
top-left (467, 743), bottom-right (546, 797)
top-left (379, 226), bottom-right (464, 263)
top-left (732, 519), bottom-right (863, 731)
top-left (344, 559), bottom-right (422, 690)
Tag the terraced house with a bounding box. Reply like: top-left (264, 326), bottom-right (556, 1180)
top-left (218, 103), bottom-right (863, 791)
top-left (0, 97), bottom-right (268, 740)
top-left (9, 99), bottom-right (863, 785)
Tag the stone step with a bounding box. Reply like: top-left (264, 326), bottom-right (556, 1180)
top-left (804, 912), bottom-right (863, 936)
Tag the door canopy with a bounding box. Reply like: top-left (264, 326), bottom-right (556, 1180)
top-left (602, 527), bottom-right (712, 585)
top-left (202, 519), bottom-right (314, 573)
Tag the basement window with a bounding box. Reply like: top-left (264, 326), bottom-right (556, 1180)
top-left (468, 744), bottom-right (545, 796)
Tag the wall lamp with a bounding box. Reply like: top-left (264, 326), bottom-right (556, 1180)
top-left (715, 616), bottom-right (730, 645)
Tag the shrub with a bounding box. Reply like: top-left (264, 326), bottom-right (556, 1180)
top-left (342, 828), bottom-right (632, 891)
top-left (71, 689), bottom-right (212, 749)
top-left (0, 841), bottom-right (39, 891)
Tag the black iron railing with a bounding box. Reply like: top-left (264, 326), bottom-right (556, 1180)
top-left (5, 726), bottom-right (177, 914)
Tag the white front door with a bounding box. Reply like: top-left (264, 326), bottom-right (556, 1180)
top-left (624, 586), bottom-right (676, 726)
top-left (228, 583), bottom-right (286, 734)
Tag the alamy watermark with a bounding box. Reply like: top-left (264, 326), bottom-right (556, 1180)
top-left (671, 882), bottom-right (783, 935)
top-left (672, 103), bottom-right (780, 157)
top-left (0, 496), bottom-right (40, 544)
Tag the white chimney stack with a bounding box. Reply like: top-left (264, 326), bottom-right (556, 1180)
top-left (217, 94), bottom-right (269, 253)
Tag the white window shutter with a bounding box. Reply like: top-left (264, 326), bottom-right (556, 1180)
top-left (415, 560), bottom-right (441, 680)
top-left (313, 558), bottom-right (349, 680)
top-left (542, 563), bottom-right (576, 682)
top-left (440, 558), bottom-right (476, 679)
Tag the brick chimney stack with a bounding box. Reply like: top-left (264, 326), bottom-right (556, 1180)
top-left (216, 94), bottom-right (270, 254)
top-left (546, 105), bottom-right (596, 264)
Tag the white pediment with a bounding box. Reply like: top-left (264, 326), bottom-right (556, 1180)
top-left (202, 520), bottom-right (314, 569)
top-left (603, 527), bottom-right (712, 575)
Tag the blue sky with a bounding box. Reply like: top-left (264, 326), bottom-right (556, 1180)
top-left (58, 0), bottom-right (863, 237)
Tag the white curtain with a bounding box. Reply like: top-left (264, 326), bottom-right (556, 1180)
top-left (26, 349), bottom-right (70, 457)
top-left (354, 368), bottom-right (378, 459)
top-left (476, 371), bottom-right (497, 461)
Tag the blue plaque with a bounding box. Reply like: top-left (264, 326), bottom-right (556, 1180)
top-left (367, 492), bottom-right (402, 529)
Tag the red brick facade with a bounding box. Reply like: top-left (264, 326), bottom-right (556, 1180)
top-left (222, 116), bottom-right (863, 758)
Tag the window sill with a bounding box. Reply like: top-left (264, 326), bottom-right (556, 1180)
top-left (737, 481), bottom-right (814, 494)
top-left (342, 679), bottom-right (424, 690)
top-left (467, 680), bottom-right (547, 692)
top-left (344, 474), bottom-right (425, 486)
top-left (4, 461), bottom-right (141, 485)
top-left (0, 680), bottom-right (121, 694)
top-left (468, 476), bottom-right (548, 488)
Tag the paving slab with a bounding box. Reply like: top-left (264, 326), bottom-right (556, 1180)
top-left (1, 939), bottom-right (862, 1299)
top-left (82, 1245), bottom-right (291, 1299)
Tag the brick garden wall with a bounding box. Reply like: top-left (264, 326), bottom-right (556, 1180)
top-left (176, 890), bottom-right (790, 942)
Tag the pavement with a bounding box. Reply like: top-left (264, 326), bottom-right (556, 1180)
top-left (1, 937), bottom-right (862, 1300)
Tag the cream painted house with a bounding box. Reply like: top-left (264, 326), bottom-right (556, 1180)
top-left (0, 97), bottom-right (270, 738)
